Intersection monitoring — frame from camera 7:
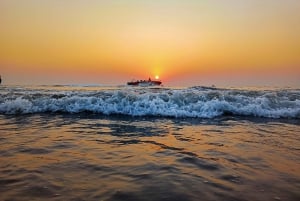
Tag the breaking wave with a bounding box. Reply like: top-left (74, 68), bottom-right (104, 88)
top-left (0, 85), bottom-right (299, 118)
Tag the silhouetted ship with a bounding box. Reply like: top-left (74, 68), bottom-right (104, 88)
top-left (127, 78), bottom-right (162, 86)
top-left (0, 75), bottom-right (2, 84)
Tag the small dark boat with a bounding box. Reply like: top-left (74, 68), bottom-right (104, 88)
top-left (127, 78), bottom-right (162, 86)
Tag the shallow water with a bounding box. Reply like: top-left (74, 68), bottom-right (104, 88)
top-left (0, 114), bottom-right (299, 201)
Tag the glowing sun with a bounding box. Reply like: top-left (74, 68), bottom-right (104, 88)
top-left (155, 75), bottom-right (159, 80)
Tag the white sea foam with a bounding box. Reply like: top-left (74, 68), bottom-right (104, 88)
top-left (0, 86), bottom-right (299, 118)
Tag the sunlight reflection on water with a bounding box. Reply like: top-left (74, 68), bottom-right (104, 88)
top-left (0, 114), bottom-right (299, 201)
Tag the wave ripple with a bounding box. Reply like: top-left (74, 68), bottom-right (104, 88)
top-left (0, 86), bottom-right (299, 118)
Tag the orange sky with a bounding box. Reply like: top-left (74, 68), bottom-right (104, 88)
top-left (1, 0), bottom-right (300, 86)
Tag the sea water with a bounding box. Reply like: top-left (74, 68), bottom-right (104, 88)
top-left (0, 85), bottom-right (299, 201)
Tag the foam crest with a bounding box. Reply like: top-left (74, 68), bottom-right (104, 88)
top-left (0, 86), bottom-right (299, 118)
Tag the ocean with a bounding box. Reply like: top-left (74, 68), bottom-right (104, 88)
top-left (0, 85), bottom-right (299, 201)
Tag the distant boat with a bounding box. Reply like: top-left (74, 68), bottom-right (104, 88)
top-left (127, 78), bottom-right (162, 86)
top-left (0, 75), bottom-right (1, 84)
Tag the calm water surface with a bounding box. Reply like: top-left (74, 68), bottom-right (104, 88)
top-left (0, 114), bottom-right (299, 201)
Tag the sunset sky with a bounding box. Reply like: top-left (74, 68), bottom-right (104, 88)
top-left (1, 0), bottom-right (299, 86)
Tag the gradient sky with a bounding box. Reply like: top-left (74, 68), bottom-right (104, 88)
top-left (1, 0), bottom-right (300, 86)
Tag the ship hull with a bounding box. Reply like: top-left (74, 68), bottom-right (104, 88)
top-left (127, 80), bottom-right (162, 86)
